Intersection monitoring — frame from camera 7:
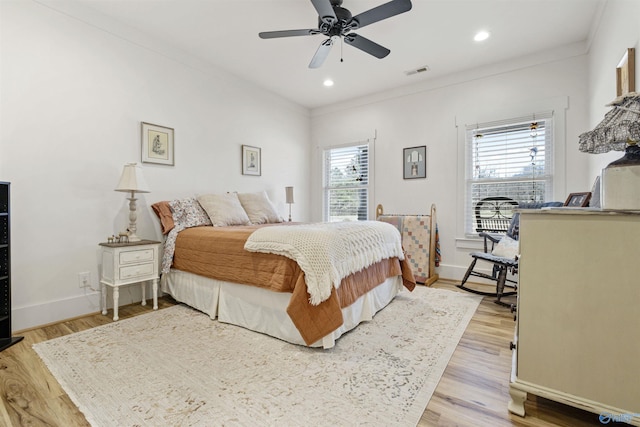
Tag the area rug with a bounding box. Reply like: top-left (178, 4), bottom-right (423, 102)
top-left (33, 286), bottom-right (481, 427)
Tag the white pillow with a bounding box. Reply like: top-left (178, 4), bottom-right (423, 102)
top-left (491, 235), bottom-right (519, 259)
top-left (237, 191), bottom-right (283, 224)
top-left (197, 193), bottom-right (250, 227)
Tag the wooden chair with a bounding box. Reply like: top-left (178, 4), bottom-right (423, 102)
top-left (474, 196), bottom-right (519, 233)
top-left (458, 201), bottom-right (563, 306)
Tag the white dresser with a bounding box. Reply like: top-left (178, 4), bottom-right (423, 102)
top-left (509, 209), bottom-right (640, 425)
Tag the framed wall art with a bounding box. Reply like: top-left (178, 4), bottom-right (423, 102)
top-left (616, 48), bottom-right (635, 97)
top-left (242, 145), bottom-right (261, 176)
top-left (403, 146), bottom-right (426, 179)
top-left (141, 122), bottom-right (174, 166)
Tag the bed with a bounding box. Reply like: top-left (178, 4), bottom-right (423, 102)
top-left (152, 192), bottom-right (419, 349)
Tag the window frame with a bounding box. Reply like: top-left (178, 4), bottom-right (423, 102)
top-left (464, 112), bottom-right (554, 237)
top-left (322, 141), bottom-right (374, 222)
top-left (455, 97), bottom-right (568, 248)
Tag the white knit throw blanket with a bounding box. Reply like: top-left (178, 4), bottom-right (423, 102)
top-left (244, 221), bottom-right (404, 305)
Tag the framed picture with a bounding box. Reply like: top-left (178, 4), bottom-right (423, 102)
top-left (564, 192), bottom-right (592, 207)
top-left (242, 145), bottom-right (261, 176)
top-left (403, 146), bottom-right (426, 179)
top-left (141, 122), bottom-right (174, 166)
top-left (616, 48), bottom-right (635, 97)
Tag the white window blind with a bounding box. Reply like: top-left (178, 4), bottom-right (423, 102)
top-left (465, 112), bottom-right (554, 235)
top-left (323, 142), bottom-right (370, 222)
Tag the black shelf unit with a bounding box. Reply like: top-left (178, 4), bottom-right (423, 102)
top-left (1, 182), bottom-right (23, 351)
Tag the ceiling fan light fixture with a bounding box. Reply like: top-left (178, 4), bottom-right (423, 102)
top-left (258, 0), bottom-right (413, 69)
top-left (474, 30), bottom-right (490, 42)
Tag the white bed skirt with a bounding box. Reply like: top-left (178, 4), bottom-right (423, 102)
top-left (161, 269), bottom-right (404, 349)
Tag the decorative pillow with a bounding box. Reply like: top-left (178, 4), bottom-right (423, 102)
top-left (197, 193), bottom-right (251, 227)
top-left (491, 235), bottom-right (519, 259)
top-left (237, 191), bottom-right (283, 224)
top-left (168, 197), bottom-right (212, 229)
top-left (151, 201), bottom-right (175, 234)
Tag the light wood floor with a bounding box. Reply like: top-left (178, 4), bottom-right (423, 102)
top-left (0, 281), bottom-right (603, 427)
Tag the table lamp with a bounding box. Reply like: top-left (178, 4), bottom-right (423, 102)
top-left (285, 186), bottom-right (294, 222)
top-left (115, 163), bottom-right (150, 242)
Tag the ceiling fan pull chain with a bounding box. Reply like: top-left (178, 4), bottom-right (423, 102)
top-left (341, 36), bottom-right (344, 62)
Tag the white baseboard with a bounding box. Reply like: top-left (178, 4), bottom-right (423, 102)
top-left (12, 285), bottom-right (149, 332)
top-left (436, 263), bottom-right (497, 285)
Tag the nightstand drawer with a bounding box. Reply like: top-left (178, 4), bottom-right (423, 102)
top-left (119, 262), bottom-right (154, 280)
top-left (119, 248), bottom-right (154, 265)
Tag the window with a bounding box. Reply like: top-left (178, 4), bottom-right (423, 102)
top-left (323, 142), bottom-right (371, 222)
top-left (465, 112), bottom-right (554, 235)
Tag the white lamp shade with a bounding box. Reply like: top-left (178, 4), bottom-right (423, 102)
top-left (285, 186), bottom-right (294, 204)
top-left (115, 163), bottom-right (150, 193)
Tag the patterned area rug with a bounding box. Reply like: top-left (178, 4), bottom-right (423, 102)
top-left (34, 287), bottom-right (481, 427)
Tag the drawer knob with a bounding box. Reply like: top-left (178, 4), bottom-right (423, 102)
top-left (510, 341), bottom-right (516, 350)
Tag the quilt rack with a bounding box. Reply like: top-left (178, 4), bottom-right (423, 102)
top-left (376, 203), bottom-right (439, 286)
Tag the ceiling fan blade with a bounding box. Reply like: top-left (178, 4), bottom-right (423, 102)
top-left (344, 34), bottom-right (390, 59)
top-left (309, 38), bottom-right (334, 69)
top-left (311, 0), bottom-right (337, 25)
top-left (259, 29), bottom-right (319, 39)
top-left (351, 0), bottom-right (412, 29)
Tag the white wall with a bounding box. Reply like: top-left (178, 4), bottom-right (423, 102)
top-left (585, 0), bottom-right (640, 176)
top-left (0, 1), bottom-right (311, 330)
top-left (311, 52), bottom-right (591, 280)
top-left (311, 0), bottom-right (640, 281)
top-left (4, 0), bottom-right (637, 331)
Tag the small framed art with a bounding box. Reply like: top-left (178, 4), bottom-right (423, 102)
top-left (242, 145), bottom-right (261, 176)
top-left (403, 146), bottom-right (426, 179)
top-left (564, 192), bottom-right (592, 207)
top-left (616, 48), bottom-right (635, 97)
top-left (141, 122), bottom-right (174, 166)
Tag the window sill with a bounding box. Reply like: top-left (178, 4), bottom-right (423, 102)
top-left (455, 237), bottom-right (484, 250)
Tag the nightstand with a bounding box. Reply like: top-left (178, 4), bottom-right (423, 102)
top-left (99, 240), bottom-right (160, 321)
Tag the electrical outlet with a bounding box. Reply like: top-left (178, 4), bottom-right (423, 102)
top-left (78, 271), bottom-right (91, 288)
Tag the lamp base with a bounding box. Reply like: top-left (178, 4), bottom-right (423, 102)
top-left (601, 163), bottom-right (640, 210)
top-left (127, 234), bottom-right (142, 242)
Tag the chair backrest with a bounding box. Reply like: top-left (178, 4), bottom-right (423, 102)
top-left (474, 197), bottom-right (519, 233)
top-left (506, 201), bottom-right (565, 239)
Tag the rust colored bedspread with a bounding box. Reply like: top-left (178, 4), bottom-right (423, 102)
top-left (172, 225), bottom-right (416, 345)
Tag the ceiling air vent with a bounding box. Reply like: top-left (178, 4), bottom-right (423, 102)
top-left (405, 65), bottom-right (430, 76)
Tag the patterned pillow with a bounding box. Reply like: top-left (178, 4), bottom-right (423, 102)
top-left (169, 197), bottom-right (212, 228)
top-left (197, 193), bottom-right (251, 227)
top-left (237, 191), bottom-right (283, 224)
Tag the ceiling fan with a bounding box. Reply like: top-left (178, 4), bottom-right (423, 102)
top-left (258, 0), bottom-right (412, 69)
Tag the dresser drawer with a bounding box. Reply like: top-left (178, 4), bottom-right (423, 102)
top-left (119, 248), bottom-right (155, 265)
top-left (119, 262), bottom-right (155, 280)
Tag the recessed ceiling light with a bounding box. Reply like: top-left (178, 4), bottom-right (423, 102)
top-left (474, 31), bottom-right (490, 42)
top-left (323, 79), bottom-right (334, 87)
